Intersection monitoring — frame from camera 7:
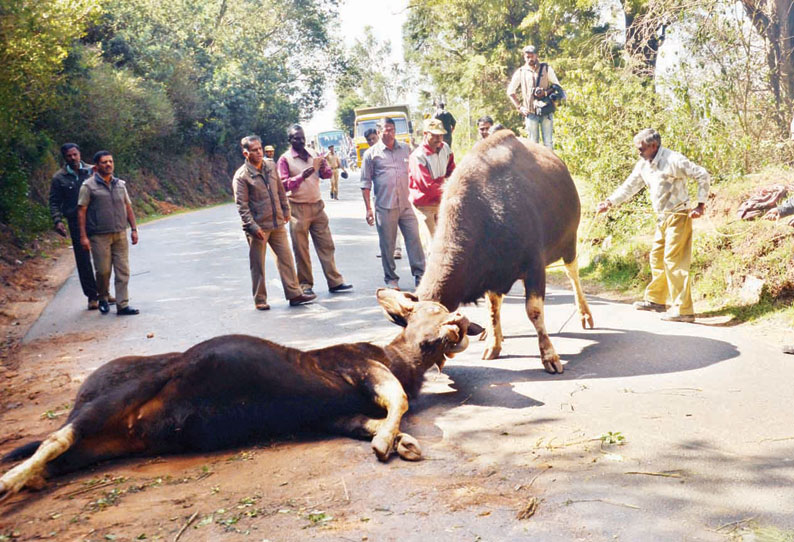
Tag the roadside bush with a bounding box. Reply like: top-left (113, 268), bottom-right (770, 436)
top-left (52, 52), bottom-right (176, 170)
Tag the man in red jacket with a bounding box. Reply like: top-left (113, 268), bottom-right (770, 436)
top-left (408, 118), bottom-right (456, 252)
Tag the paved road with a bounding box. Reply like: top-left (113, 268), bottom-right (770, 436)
top-left (24, 172), bottom-right (794, 540)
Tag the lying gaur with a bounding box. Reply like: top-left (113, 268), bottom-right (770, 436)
top-left (0, 289), bottom-right (480, 502)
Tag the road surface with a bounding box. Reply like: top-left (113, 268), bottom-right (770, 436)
top-left (5, 171), bottom-right (794, 541)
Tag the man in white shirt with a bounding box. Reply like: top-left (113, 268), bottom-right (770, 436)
top-left (596, 128), bottom-right (711, 323)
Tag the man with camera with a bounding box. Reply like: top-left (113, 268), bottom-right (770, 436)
top-left (507, 45), bottom-right (562, 149)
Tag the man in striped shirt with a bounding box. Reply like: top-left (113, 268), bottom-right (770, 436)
top-left (408, 118), bottom-right (456, 252)
top-left (596, 128), bottom-right (711, 323)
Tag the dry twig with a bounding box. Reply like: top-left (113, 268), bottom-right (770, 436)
top-left (624, 471), bottom-right (683, 478)
top-left (174, 510), bottom-right (198, 542)
top-left (516, 496), bottom-right (539, 520)
top-left (565, 498), bottom-right (640, 510)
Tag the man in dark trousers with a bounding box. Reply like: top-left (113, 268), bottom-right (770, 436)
top-left (433, 100), bottom-right (456, 148)
top-left (48, 143), bottom-right (100, 310)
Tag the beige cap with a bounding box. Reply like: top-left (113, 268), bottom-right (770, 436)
top-left (264, 145), bottom-right (275, 151)
top-left (423, 118), bottom-right (447, 135)
top-left (523, 45), bottom-right (536, 53)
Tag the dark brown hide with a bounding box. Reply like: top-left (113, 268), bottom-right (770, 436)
top-left (0, 290), bottom-right (474, 501)
top-left (417, 130), bottom-right (593, 373)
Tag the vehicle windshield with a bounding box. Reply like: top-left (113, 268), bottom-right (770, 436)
top-left (316, 131), bottom-right (345, 151)
top-left (355, 117), bottom-right (408, 138)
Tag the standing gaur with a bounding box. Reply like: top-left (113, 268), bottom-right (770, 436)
top-left (417, 129), bottom-right (594, 374)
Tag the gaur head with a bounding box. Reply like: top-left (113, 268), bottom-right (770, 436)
top-left (376, 289), bottom-right (483, 369)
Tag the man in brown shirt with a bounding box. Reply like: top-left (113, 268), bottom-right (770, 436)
top-left (234, 135), bottom-right (315, 309)
top-left (277, 124), bottom-right (352, 296)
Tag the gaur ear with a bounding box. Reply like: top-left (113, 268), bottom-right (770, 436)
top-left (376, 288), bottom-right (418, 327)
top-left (466, 321), bottom-right (485, 336)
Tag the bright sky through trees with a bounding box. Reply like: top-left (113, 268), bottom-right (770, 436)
top-left (304, 0), bottom-right (408, 134)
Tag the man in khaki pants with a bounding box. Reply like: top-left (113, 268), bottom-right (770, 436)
top-left (77, 151), bottom-right (140, 316)
top-left (326, 144), bottom-right (343, 200)
top-left (277, 124), bottom-right (352, 296)
top-left (596, 128), bottom-right (710, 323)
top-left (233, 135), bottom-right (316, 310)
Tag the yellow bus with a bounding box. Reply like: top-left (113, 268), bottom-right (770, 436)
top-left (353, 104), bottom-right (413, 167)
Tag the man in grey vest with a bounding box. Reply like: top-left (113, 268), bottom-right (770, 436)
top-left (48, 143), bottom-right (100, 310)
top-left (77, 151), bottom-right (140, 315)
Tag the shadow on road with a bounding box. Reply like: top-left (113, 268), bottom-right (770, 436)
top-left (409, 327), bottom-right (738, 415)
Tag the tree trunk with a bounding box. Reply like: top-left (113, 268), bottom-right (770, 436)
top-left (740, 0), bottom-right (794, 136)
top-left (624, 11), bottom-right (666, 78)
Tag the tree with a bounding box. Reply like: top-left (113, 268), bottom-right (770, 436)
top-left (403, 0), bottom-right (600, 143)
top-left (333, 25), bottom-right (413, 133)
top-left (738, 0), bottom-right (794, 134)
top-left (0, 0), bottom-right (102, 232)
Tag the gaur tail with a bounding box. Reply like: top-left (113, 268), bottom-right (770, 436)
top-left (2, 441), bottom-right (42, 463)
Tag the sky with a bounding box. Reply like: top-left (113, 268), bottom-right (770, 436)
top-left (303, 0), bottom-right (408, 135)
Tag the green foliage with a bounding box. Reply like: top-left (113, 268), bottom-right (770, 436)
top-left (334, 25), bottom-right (414, 132)
top-left (404, 0), bottom-right (600, 146)
top-left (0, 0), bottom-right (102, 236)
top-left (336, 94), bottom-right (366, 136)
top-left (1, 0), bottom-right (340, 240)
top-left (581, 240), bottom-right (652, 293)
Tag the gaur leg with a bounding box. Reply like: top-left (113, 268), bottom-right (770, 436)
top-left (524, 267), bottom-right (563, 374)
top-left (0, 424), bottom-right (76, 501)
top-left (481, 291), bottom-right (504, 360)
top-left (350, 362), bottom-right (421, 461)
top-left (327, 415), bottom-right (421, 461)
top-left (563, 256), bottom-right (594, 329)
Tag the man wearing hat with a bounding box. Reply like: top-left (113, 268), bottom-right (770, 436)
top-left (408, 118), bottom-right (456, 252)
top-left (264, 145), bottom-right (276, 164)
top-left (507, 45), bottom-right (561, 149)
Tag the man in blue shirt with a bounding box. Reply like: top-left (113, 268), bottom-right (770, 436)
top-left (360, 118), bottom-right (425, 289)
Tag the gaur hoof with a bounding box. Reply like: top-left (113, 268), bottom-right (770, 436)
top-left (395, 433), bottom-right (422, 461)
top-left (482, 346), bottom-right (501, 360)
top-left (581, 313), bottom-right (594, 329)
top-left (542, 356), bottom-right (563, 374)
top-left (371, 434), bottom-right (393, 462)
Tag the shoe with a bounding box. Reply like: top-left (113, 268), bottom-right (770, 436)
top-left (88, 299), bottom-right (99, 310)
top-left (660, 313), bottom-right (695, 323)
top-left (117, 306), bottom-right (140, 316)
top-left (633, 300), bottom-right (668, 312)
top-left (302, 287), bottom-right (315, 296)
top-left (394, 248), bottom-right (402, 259)
top-left (255, 303), bottom-right (270, 310)
top-left (385, 281), bottom-right (400, 290)
top-left (289, 292), bottom-right (317, 306)
top-left (783, 345), bottom-right (794, 355)
top-left (415, 276), bottom-right (422, 287)
top-left (329, 283), bottom-right (353, 293)
top-left (108, 296), bottom-right (116, 305)
top-left (98, 300), bottom-right (110, 314)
